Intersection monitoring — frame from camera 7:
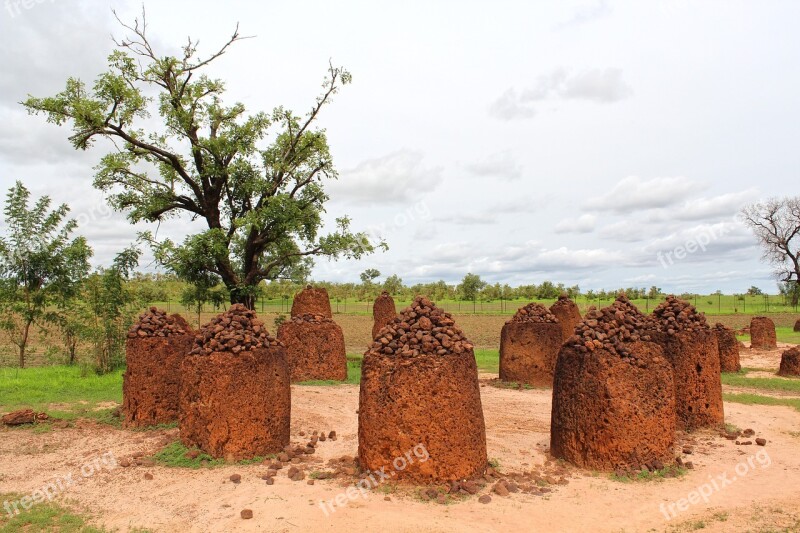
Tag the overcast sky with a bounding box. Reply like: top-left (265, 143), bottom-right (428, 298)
top-left (1, 0), bottom-right (797, 293)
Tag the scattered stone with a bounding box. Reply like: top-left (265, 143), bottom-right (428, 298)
top-left (144, 472), bottom-right (153, 480)
top-left (1, 409), bottom-right (45, 426)
top-left (307, 479), bottom-right (315, 485)
top-left (240, 509), bottom-right (253, 519)
top-left (265, 477), bottom-right (274, 485)
top-left (493, 482), bottom-right (509, 497)
top-left (185, 450), bottom-right (200, 459)
top-left (229, 474), bottom-right (241, 484)
top-left (756, 438), bottom-right (767, 446)
top-left (478, 494), bottom-right (492, 504)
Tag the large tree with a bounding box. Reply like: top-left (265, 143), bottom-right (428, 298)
top-left (741, 196), bottom-right (800, 305)
top-left (0, 182), bottom-right (92, 367)
top-left (24, 10), bottom-right (380, 308)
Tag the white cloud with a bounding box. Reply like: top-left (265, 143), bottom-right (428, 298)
top-left (434, 213), bottom-right (498, 225)
top-left (554, 213), bottom-right (597, 234)
top-left (488, 89), bottom-right (536, 121)
top-left (330, 150), bottom-right (443, 205)
top-left (645, 189), bottom-right (758, 222)
top-left (490, 67), bottom-right (632, 120)
top-left (583, 176), bottom-right (704, 213)
top-left (555, 0), bottom-right (613, 29)
top-left (465, 151), bottom-right (523, 181)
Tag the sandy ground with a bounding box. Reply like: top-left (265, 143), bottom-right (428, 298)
top-left (1, 343), bottom-right (799, 532)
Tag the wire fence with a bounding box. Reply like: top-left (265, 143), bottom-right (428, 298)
top-left (148, 293), bottom-right (799, 317)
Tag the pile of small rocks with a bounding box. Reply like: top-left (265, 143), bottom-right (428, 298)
top-left (128, 307), bottom-right (188, 338)
top-left (367, 296), bottom-right (473, 357)
top-left (649, 295), bottom-right (709, 335)
top-left (189, 304), bottom-right (280, 355)
top-left (508, 303), bottom-right (559, 324)
top-left (565, 295), bottom-right (650, 358)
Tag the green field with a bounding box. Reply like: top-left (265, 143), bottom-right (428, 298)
top-left (149, 294), bottom-right (800, 317)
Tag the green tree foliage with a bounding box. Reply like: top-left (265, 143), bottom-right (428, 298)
top-left (0, 182), bottom-right (92, 367)
top-left (458, 273), bottom-right (486, 301)
top-left (81, 247), bottom-right (143, 374)
top-left (359, 268), bottom-right (381, 285)
top-left (746, 285), bottom-right (763, 296)
top-left (23, 10), bottom-right (380, 308)
top-left (382, 274), bottom-right (403, 295)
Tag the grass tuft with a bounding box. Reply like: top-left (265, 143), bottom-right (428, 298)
top-left (153, 441), bottom-right (270, 468)
top-left (610, 465), bottom-right (687, 483)
top-left (0, 492), bottom-right (110, 532)
top-left (723, 393), bottom-right (800, 412)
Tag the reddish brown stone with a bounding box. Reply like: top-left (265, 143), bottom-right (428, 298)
top-left (372, 291), bottom-right (397, 339)
top-left (499, 303), bottom-right (562, 386)
top-left (550, 294), bottom-right (582, 342)
top-left (713, 323), bottom-right (741, 373)
top-left (794, 319), bottom-right (800, 332)
top-left (648, 296), bottom-right (724, 431)
top-left (499, 322), bottom-right (563, 386)
top-left (750, 317), bottom-right (777, 350)
top-left (124, 308), bottom-right (194, 428)
top-left (179, 305), bottom-right (290, 459)
top-left (291, 285), bottom-right (332, 318)
top-left (778, 347), bottom-right (800, 377)
top-left (170, 313), bottom-right (194, 334)
top-left (1, 409), bottom-right (44, 426)
top-left (359, 296), bottom-right (487, 482)
top-left (179, 348), bottom-right (290, 459)
top-left (277, 315), bottom-right (347, 382)
top-left (551, 296), bottom-right (676, 471)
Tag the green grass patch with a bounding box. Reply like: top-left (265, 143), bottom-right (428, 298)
top-left (723, 393), bottom-right (800, 412)
top-left (295, 356), bottom-right (362, 386)
top-left (0, 492), bottom-right (109, 532)
top-left (611, 465), bottom-right (687, 483)
top-left (153, 441), bottom-right (270, 468)
top-left (0, 366), bottom-right (123, 414)
top-left (721, 372), bottom-right (800, 393)
top-left (475, 349), bottom-right (499, 373)
top-left (776, 327), bottom-right (800, 344)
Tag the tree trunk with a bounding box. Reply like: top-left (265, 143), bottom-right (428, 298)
top-left (229, 287), bottom-right (256, 310)
top-left (19, 320), bottom-right (32, 368)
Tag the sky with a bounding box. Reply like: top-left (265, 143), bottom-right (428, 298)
top-left (0, 0), bottom-right (797, 293)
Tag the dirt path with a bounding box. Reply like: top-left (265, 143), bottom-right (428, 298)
top-left (2, 379), bottom-right (800, 532)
